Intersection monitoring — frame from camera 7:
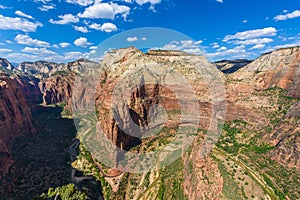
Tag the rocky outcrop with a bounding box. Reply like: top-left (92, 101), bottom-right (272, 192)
top-left (17, 59), bottom-right (98, 78)
top-left (214, 59), bottom-right (251, 74)
top-left (0, 73), bottom-right (38, 178)
top-left (263, 102), bottom-right (300, 170)
top-left (39, 73), bottom-right (75, 110)
top-left (0, 58), bottom-right (13, 71)
top-left (91, 47), bottom-right (225, 153)
top-left (184, 137), bottom-right (223, 200)
top-left (230, 46), bottom-right (300, 98)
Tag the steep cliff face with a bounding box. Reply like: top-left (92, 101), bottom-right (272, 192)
top-left (39, 73), bottom-right (75, 109)
top-left (214, 59), bottom-right (251, 74)
top-left (0, 58), bottom-right (13, 71)
top-left (230, 46), bottom-right (300, 98)
top-left (226, 47), bottom-right (300, 171)
top-left (263, 102), bottom-right (300, 170)
top-left (0, 73), bottom-right (37, 178)
top-left (80, 47), bottom-right (226, 198)
top-left (94, 47), bottom-right (224, 150)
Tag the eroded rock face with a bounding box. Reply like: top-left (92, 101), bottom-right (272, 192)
top-left (230, 46), bottom-right (300, 98)
top-left (39, 73), bottom-right (75, 109)
top-left (0, 58), bottom-right (13, 71)
top-left (227, 47), bottom-right (300, 170)
top-left (0, 73), bottom-right (37, 178)
top-left (263, 103), bottom-right (300, 170)
top-left (92, 47), bottom-right (225, 152)
top-left (183, 137), bottom-right (223, 200)
top-left (214, 59), bottom-right (251, 74)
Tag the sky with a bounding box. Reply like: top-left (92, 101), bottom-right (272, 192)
top-left (0, 0), bottom-right (300, 63)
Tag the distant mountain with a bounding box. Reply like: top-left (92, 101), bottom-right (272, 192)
top-left (0, 58), bottom-right (14, 71)
top-left (214, 59), bottom-right (252, 74)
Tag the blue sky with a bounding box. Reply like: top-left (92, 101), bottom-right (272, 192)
top-left (0, 0), bottom-right (300, 63)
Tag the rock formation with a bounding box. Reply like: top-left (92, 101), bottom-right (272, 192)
top-left (0, 58), bottom-right (14, 71)
top-left (214, 59), bottom-right (251, 74)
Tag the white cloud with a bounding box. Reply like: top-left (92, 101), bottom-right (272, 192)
top-left (15, 34), bottom-right (50, 47)
top-left (223, 27), bottom-right (277, 42)
top-left (34, 0), bottom-right (52, 3)
top-left (243, 20), bottom-right (247, 23)
top-left (38, 5), bottom-right (55, 11)
top-left (0, 5), bottom-right (9, 9)
top-left (234, 38), bottom-right (273, 45)
top-left (0, 14), bottom-right (42, 32)
top-left (135, 0), bottom-right (161, 5)
top-left (127, 36), bottom-right (139, 42)
top-left (211, 42), bottom-right (220, 49)
top-left (250, 44), bottom-right (265, 50)
top-left (66, 0), bottom-right (94, 6)
top-left (78, 2), bottom-right (130, 20)
top-left (206, 45), bottom-right (247, 58)
top-left (5, 40), bottom-right (13, 44)
top-left (74, 26), bottom-right (89, 33)
top-left (99, 23), bottom-right (117, 32)
top-left (15, 10), bottom-right (34, 19)
top-left (65, 51), bottom-right (85, 60)
top-left (22, 47), bottom-right (57, 55)
top-left (49, 14), bottom-right (79, 24)
top-left (90, 46), bottom-right (98, 50)
top-left (283, 10), bottom-right (288, 13)
top-left (59, 42), bottom-right (70, 48)
top-left (155, 40), bottom-right (204, 55)
top-left (216, 0), bottom-right (223, 3)
top-left (74, 37), bottom-right (92, 47)
top-left (141, 37), bottom-right (147, 41)
top-left (89, 22), bottom-right (117, 32)
top-left (274, 10), bottom-right (300, 21)
top-left (0, 48), bottom-right (12, 53)
top-left (5, 53), bottom-right (38, 62)
top-left (217, 46), bottom-right (227, 51)
top-left (265, 41), bottom-right (300, 52)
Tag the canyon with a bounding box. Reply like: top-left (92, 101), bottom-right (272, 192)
top-left (0, 46), bottom-right (299, 199)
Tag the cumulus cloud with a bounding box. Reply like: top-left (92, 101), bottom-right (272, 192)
top-left (206, 45), bottom-right (247, 58)
top-left (89, 22), bottom-right (118, 32)
top-left (0, 14), bottom-right (42, 32)
top-left (135, 0), bottom-right (161, 5)
top-left (49, 14), bottom-right (79, 24)
top-left (223, 27), bottom-right (277, 42)
top-left (0, 5), bottom-right (9, 9)
top-left (127, 37), bottom-right (139, 42)
top-left (22, 47), bottom-right (57, 55)
top-left (38, 5), bottom-right (55, 11)
top-left (15, 11), bottom-right (34, 19)
top-left (234, 38), bottom-right (273, 45)
top-left (78, 2), bottom-right (130, 20)
top-left (216, 0), bottom-right (223, 3)
top-left (0, 48), bottom-right (12, 53)
top-left (74, 26), bottom-right (89, 33)
top-left (66, 0), bottom-right (94, 6)
top-left (211, 42), bottom-right (220, 49)
top-left (126, 36), bottom-right (148, 42)
top-left (250, 44), bottom-right (265, 50)
top-left (274, 10), bottom-right (300, 21)
top-left (59, 42), bottom-right (70, 48)
top-left (74, 37), bottom-right (92, 47)
top-left (89, 46), bottom-right (98, 50)
top-left (5, 53), bottom-right (38, 62)
top-left (155, 40), bottom-right (204, 55)
top-left (217, 46), bottom-right (227, 51)
top-left (15, 34), bottom-right (50, 47)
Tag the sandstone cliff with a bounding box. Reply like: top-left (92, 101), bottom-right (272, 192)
top-left (0, 72), bottom-right (38, 178)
